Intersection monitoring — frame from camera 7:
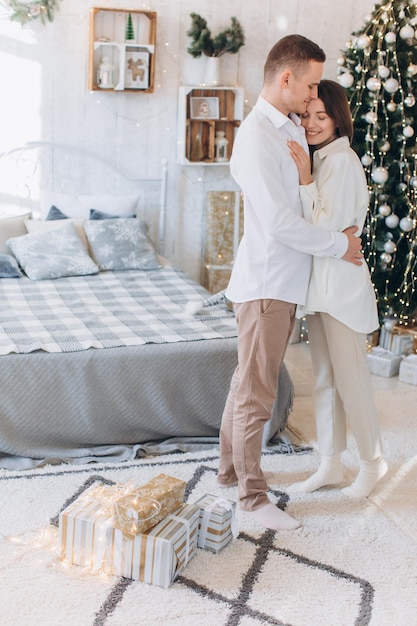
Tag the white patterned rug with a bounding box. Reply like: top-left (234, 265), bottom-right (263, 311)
top-left (1, 388), bottom-right (416, 626)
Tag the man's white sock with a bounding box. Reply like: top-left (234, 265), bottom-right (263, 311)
top-left (247, 502), bottom-right (302, 531)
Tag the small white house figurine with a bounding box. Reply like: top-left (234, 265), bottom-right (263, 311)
top-left (215, 131), bottom-right (229, 162)
top-left (97, 56), bottom-right (114, 89)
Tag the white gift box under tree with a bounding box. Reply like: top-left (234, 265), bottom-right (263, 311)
top-left (399, 354), bottom-right (417, 386)
top-left (366, 346), bottom-right (402, 378)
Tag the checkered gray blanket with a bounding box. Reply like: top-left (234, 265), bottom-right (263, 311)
top-left (0, 267), bottom-right (237, 355)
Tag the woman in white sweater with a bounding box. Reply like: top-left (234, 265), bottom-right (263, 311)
top-left (288, 79), bottom-right (387, 498)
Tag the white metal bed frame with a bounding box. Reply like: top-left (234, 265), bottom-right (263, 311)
top-left (0, 141), bottom-right (168, 255)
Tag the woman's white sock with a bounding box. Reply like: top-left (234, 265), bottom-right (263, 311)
top-left (287, 454), bottom-right (343, 494)
top-left (342, 457), bottom-right (388, 498)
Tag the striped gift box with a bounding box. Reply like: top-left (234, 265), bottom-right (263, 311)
top-left (59, 483), bottom-right (115, 571)
top-left (59, 486), bottom-right (199, 587)
top-left (104, 503), bottom-right (199, 586)
top-left (195, 494), bottom-right (238, 554)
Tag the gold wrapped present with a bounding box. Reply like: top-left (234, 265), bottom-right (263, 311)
top-left (58, 474), bottom-right (186, 544)
top-left (113, 473), bottom-right (186, 538)
top-left (194, 493), bottom-right (238, 553)
top-left (366, 329), bottom-right (380, 352)
top-left (391, 324), bottom-right (417, 355)
top-left (59, 488), bottom-right (199, 587)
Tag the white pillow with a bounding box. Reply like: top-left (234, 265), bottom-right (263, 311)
top-left (25, 218), bottom-right (89, 250)
top-left (0, 214), bottom-right (31, 254)
top-left (40, 192), bottom-right (140, 219)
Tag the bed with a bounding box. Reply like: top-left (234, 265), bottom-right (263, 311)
top-left (0, 143), bottom-right (295, 470)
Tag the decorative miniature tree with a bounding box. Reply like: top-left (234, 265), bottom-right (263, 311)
top-left (337, 0), bottom-right (417, 323)
top-left (186, 13), bottom-right (245, 58)
top-left (125, 12), bottom-right (134, 41)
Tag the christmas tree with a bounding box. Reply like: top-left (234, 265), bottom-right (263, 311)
top-left (125, 12), bottom-right (135, 41)
top-left (337, 0), bottom-right (417, 324)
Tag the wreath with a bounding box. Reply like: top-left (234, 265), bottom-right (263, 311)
top-left (1, 0), bottom-right (60, 25)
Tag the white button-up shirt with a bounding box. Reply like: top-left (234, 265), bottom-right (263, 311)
top-left (226, 96), bottom-right (348, 305)
top-left (297, 136), bottom-right (379, 333)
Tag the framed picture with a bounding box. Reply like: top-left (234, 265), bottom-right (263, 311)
top-left (125, 49), bottom-right (149, 89)
top-left (190, 97), bottom-right (219, 120)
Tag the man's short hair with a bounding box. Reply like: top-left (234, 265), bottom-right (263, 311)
top-left (264, 34), bottom-right (326, 83)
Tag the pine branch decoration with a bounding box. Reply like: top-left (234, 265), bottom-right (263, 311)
top-left (213, 17), bottom-right (245, 57)
top-left (1, 0), bottom-right (60, 25)
top-left (187, 13), bottom-right (245, 58)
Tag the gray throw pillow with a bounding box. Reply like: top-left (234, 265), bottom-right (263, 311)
top-left (7, 221), bottom-right (99, 280)
top-left (46, 205), bottom-right (69, 220)
top-left (83, 218), bottom-right (160, 271)
top-left (89, 209), bottom-right (136, 220)
top-left (0, 253), bottom-right (23, 278)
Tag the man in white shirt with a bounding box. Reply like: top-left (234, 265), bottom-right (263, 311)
top-left (217, 34), bottom-right (363, 531)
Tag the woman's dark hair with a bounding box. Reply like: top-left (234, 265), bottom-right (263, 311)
top-left (317, 79), bottom-right (354, 143)
top-left (264, 34), bottom-right (326, 84)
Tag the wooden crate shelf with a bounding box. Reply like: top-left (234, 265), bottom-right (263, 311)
top-left (88, 7), bottom-right (157, 93)
top-left (178, 86), bottom-right (244, 165)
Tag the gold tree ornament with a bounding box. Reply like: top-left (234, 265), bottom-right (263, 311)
top-left (1, 0), bottom-right (60, 25)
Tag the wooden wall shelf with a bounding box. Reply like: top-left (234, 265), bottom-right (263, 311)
top-left (177, 86), bottom-right (244, 165)
top-left (88, 8), bottom-right (157, 93)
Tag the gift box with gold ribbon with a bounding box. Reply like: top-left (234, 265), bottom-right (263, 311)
top-left (379, 325), bottom-right (415, 356)
top-left (194, 493), bottom-right (238, 553)
top-left (113, 473), bottom-right (186, 538)
top-left (59, 482), bottom-right (198, 587)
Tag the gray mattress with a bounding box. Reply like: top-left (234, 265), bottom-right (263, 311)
top-left (0, 340), bottom-right (294, 470)
top-left (0, 268), bottom-right (295, 470)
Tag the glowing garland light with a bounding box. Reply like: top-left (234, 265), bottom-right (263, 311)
top-left (338, 0), bottom-right (417, 323)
